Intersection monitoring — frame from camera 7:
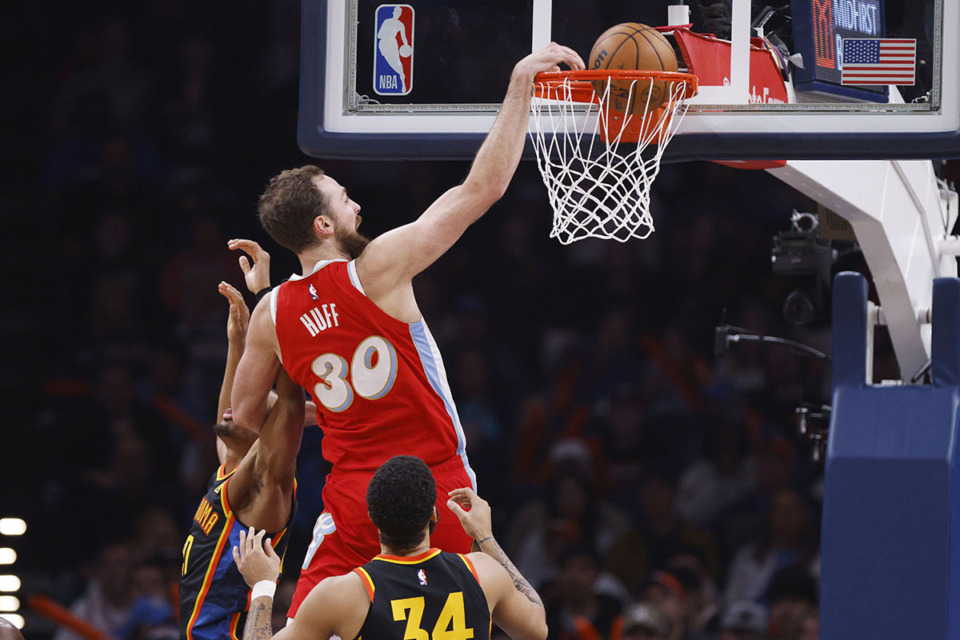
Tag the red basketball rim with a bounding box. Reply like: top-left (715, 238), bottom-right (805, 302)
top-left (533, 70), bottom-right (699, 104)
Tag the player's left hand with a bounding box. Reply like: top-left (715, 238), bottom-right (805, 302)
top-left (228, 238), bottom-right (272, 296)
top-left (232, 527), bottom-right (281, 587)
top-left (219, 281), bottom-right (250, 344)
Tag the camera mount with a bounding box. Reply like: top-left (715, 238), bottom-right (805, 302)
top-left (772, 211), bottom-right (839, 326)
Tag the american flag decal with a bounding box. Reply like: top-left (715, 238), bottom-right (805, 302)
top-left (841, 38), bottom-right (916, 86)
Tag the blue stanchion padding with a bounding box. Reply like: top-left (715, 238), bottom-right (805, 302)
top-left (830, 272), bottom-right (868, 388)
top-left (821, 274), bottom-right (960, 640)
top-left (933, 278), bottom-right (960, 386)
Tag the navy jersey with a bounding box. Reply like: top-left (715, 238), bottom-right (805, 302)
top-left (179, 466), bottom-right (295, 640)
top-left (352, 549), bottom-right (490, 640)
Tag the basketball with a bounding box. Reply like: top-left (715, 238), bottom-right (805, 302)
top-left (399, 44), bottom-right (412, 57)
top-left (588, 22), bottom-right (678, 113)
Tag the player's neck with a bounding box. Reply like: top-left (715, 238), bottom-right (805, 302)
top-left (298, 242), bottom-right (351, 274)
top-left (381, 538), bottom-right (432, 558)
top-left (221, 437), bottom-right (255, 472)
top-left (222, 451), bottom-right (243, 471)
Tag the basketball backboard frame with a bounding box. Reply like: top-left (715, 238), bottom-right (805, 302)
top-left (298, 0), bottom-right (960, 161)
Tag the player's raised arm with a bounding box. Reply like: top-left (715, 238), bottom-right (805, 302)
top-left (216, 281), bottom-right (251, 463)
top-left (252, 366), bottom-right (304, 491)
top-left (355, 43), bottom-right (585, 299)
top-left (447, 488), bottom-right (548, 640)
top-left (227, 237), bottom-right (283, 434)
top-left (232, 299), bottom-right (282, 433)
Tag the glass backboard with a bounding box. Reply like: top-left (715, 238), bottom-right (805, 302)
top-left (298, 0), bottom-right (960, 160)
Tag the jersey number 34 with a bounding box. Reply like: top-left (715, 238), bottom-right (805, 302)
top-left (392, 592), bottom-right (473, 640)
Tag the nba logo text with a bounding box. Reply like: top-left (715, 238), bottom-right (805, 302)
top-left (374, 4), bottom-right (414, 96)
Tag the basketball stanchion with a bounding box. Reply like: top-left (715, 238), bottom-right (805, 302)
top-left (530, 70), bottom-right (698, 244)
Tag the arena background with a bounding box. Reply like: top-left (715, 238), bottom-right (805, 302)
top-left (2, 2), bottom-right (916, 638)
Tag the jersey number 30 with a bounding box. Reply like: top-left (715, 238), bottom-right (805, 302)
top-left (311, 336), bottom-right (398, 412)
top-left (392, 593), bottom-right (473, 640)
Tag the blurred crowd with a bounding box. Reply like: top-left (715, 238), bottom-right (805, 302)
top-left (3, 3), bottom-right (877, 640)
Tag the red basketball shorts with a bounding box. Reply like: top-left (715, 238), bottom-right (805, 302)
top-left (287, 458), bottom-right (475, 618)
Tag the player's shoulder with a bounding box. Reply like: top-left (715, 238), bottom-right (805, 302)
top-left (297, 572), bottom-right (367, 619)
top-left (305, 571), bottom-right (369, 619)
top-left (458, 552), bottom-right (511, 604)
top-left (462, 552), bottom-right (502, 581)
top-left (291, 570), bottom-right (370, 640)
top-left (314, 570), bottom-right (368, 600)
top-left (464, 551), bottom-right (493, 565)
top-left (250, 289), bottom-right (278, 325)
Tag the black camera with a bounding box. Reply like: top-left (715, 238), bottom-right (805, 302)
top-left (772, 212), bottom-right (838, 326)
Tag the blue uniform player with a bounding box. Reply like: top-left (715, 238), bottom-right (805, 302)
top-left (179, 242), bottom-right (313, 640)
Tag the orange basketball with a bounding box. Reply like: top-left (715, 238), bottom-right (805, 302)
top-left (588, 22), bottom-right (678, 114)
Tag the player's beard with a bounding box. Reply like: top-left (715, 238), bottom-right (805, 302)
top-left (336, 224), bottom-right (371, 259)
top-left (215, 420), bottom-right (257, 447)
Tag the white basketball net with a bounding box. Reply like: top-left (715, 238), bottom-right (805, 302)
top-left (530, 75), bottom-right (693, 244)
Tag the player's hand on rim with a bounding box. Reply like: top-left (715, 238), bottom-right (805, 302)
top-left (228, 238), bottom-right (272, 296)
top-left (232, 527), bottom-right (281, 588)
top-left (447, 487), bottom-right (494, 544)
top-left (513, 42), bottom-right (586, 82)
top-left (219, 281), bottom-right (251, 343)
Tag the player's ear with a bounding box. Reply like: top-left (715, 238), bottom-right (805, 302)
top-left (430, 507), bottom-right (438, 523)
top-left (313, 214), bottom-right (335, 239)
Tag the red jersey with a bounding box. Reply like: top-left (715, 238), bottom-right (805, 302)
top-left (273, 259), bottom-right (476, 619)
top-left (272, 259), bottom-right (475, 480)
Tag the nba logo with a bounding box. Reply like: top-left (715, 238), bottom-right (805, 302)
top-left (374, 4), bottom-right (414, 96)
top-left (417, 569), bottom-right (427, 585)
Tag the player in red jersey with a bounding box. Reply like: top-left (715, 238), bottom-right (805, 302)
top-left (231, 42), bottom-right (586, 619)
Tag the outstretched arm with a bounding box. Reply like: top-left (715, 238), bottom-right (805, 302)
top-left (226, 239), bottom-right (316, 428)
top-left (227, 363), bottom-right (305, 531)
top-left (356, 43), bottom-right (585, 302)
top-left (232, 299), bottom-right (282, 433)
top-left (252, 366), bottom-right (305, 490)
top-left (447, 488), bottom-right (547, 640)
top-left (216, 282), bottom-right (251, 463)
top-left (226, 238), bottom-right (279, 432)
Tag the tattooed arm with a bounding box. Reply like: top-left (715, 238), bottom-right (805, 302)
top-left (473, 536), bottom-right (544, 608)
top-left (447, 489), bottom-right (548, 640)
top-left (232, 528), bottom-right (281, 640)
top-left (244, 597), bottom-right (275, 640)
top-left (233, 528), bottom-right (368, 640)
